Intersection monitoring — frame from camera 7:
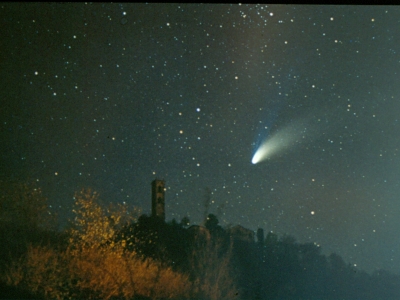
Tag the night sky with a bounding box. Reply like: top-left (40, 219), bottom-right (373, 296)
top-left (2, 4), bottom-right (400, 274)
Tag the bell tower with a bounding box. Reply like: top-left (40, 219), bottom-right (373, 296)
top-left (151, 179), bottom-right (165, 221)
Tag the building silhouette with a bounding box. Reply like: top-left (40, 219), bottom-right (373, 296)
top-left (227, 225), bottom-right (255, 243)
top-left (151, 179), bottom-right (165, 221)
top-left (150, 180), bottom-right (265, 248)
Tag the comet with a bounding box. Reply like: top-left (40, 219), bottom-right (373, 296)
top-left (251, 118), bottom-right (312, 164)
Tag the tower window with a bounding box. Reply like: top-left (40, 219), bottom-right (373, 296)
top-left (157, 197), bottom-right (163, 204)
top-left (158, 186), bottom-right (163, 193)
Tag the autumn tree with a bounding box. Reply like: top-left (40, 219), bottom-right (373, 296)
top-left (3, 188), bottom-right (192, 300)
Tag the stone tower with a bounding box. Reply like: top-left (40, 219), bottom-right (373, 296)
top-left (151, 179), bottom-right (165, 221)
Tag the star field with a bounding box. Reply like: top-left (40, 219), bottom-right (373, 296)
top-left (2, 4), bottom-right (400, 274)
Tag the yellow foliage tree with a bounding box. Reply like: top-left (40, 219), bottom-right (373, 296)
top-left (4, 244), bottom-right (72, 300)
top-left (3, 188), bottom-right (192, 300)
top-left (68, 188), bottom-right (134, 250)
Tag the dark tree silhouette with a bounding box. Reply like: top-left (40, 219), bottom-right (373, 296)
top-left (204, 213), bottom-right (220, 231)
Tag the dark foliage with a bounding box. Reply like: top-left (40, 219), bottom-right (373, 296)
top-left (2, 209), bottom-right (400, 299)
top-left (116, 215), bottom-right (400, 300)
top-left (0, 281), bottom-right (40, 299)
top-left (116, 214), bottom-right (191, 270)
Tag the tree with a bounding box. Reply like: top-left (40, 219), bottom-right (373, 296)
top-left (204, 213), bottom-right (221, 232)
top-left (0, 180), bottom-right (60, 271)
top-left (0, 180), bottom-right (55, 230)
top-left (180, 216), bottom-right (190, 228)
top-left (68, 188), bottom-right (137, 249)
top-left (188, 235), bottom-right (239, 300)
top-left (67, 188), bottom-right (191, 299)
top-left (4, 188), bottom-right (192, 300)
